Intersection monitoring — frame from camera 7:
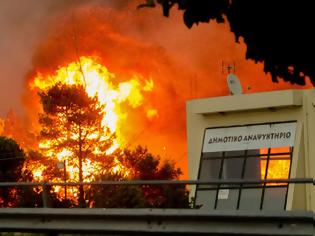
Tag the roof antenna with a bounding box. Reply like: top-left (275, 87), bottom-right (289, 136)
top-left (222, 61), bottom-right (243, 95)
top-left (222, 61), bottom-right (236, 74)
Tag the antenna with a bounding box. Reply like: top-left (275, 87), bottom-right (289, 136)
top-left (221, 61), bottom-right (236, 74)
top-left (227, 73), bottom-right (243, 95)
top-left (221, 61), bottom-right (242, 95)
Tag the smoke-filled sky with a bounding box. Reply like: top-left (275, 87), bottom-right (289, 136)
top-left (0, 0), bottom-right (310, 117)
top-left (0, 0), bottom-right (311, 176)
top-left (0, 0), bottom-right (114, 116)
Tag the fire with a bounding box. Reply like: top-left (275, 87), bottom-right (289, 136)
top-left (29, 56), bottom-right (155, 189)
top-left (31, 165), bottom-right (46, 181)
top-left (32, 57), bottom-right (154, 140)
top-left (260, 147), bottom-right (291, 184)
top-left (146, 109), bottom-right (158, 120)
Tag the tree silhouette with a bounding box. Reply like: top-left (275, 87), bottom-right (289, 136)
top-left (0, 137), bottom-right (29, 207)
top-left (88, 146), bottom-right (190, 208)
top-left (144, 0), bottom-right (315, 86)
top-left (38, 83), bottom-right (113, 207)
top-left (120, 146), bottom-right (189, 208)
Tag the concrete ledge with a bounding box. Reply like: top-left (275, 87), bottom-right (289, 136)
top-left (187, 90), bottom-right (303, 114)
top-left (0, 208), bottom-right (313, 235)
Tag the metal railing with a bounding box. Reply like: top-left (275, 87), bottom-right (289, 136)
top-left (0, 178), bottom-right (314, 208)
top-left (1, 177), bottom-right (314, 187)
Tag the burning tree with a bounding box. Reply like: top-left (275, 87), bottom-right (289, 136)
top-left (38, 83), bottom-right (114, 207)
top-left (25, 56), bottom-right (190, 208)
top-left (37, 84), bottom-right (189, 208)
top-left (27, 56), bottom-right (157, 206)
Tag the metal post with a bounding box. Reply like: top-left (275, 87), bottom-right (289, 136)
top-left (64, 160), bottom-right (67, 200)
top-left (42, 183), bottom-right (52, 208)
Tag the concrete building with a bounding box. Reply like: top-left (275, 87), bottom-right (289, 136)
top-left (187, 89), bottom-right (315, 211)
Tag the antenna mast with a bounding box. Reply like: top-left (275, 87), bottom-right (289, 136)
top-left (222, 61), bottom-right (236, 75)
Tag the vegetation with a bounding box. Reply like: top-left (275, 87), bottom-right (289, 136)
top-left (37, 84), bottom-right (190, 208)
top-left (0, 84), bottom-right (190, 208)
top-left (38, 83), bottom-right (114, 207)
top-left (0, 137), bottom-right (34, 207)
top-left (142, 0), bottom-right (315, 86)
top-left (88, 146), bottom-right (190, 208)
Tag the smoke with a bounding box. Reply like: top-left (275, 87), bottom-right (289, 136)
top-left (0, 0), bottom-right (123, 117)
top-left (1, 0), bottom-right (311, 177)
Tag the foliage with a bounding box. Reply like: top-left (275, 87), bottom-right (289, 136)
top-left (38, 83), bottom-right (114, 207)
top-left (0, 137), bottom-right (36, 207)
top-left (87, 173), bottom-right (147, 208)
top-left (21, 150), bottom-right (75, 208)
top-left (37, 84), bottom-right (189, 208)
top-left (0, 136), bottom-right (24, 182)
top-left (88, 146), bottom-right (190, 208)
top-left (142, 0), bottom-right (315, 86)
top-left (38, 83), bottom-right (113, 158)
top-left (0, 139), bottom-right (58, 208)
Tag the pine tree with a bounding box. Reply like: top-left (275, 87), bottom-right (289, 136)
top-left (38, 83), bottom-right (114, 207)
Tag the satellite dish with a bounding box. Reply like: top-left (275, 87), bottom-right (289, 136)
top-left (227, 73), bottom-right (243, 95)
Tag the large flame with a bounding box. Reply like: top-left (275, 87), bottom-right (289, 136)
top-left (29, 56), bottom-right (155, 186)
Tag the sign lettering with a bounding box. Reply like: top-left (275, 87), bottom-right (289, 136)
top-left (203, 122), bottom-right (296, 152)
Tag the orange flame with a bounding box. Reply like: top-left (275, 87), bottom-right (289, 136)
top-left (28, 56), bottom-right (156, 193)
top-left (32, 57), bottom-right (154, 148)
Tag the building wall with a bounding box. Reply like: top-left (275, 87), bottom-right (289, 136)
top-left (186, 89), bottom-right (315, 211)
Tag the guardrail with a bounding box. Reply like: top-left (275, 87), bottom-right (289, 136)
top-left (0, 208), bottom-right (313, 235)
top-left (0, 179), bottom-right (314, 234)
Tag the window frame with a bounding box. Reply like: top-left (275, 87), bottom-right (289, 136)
top-left (195, 121), bottom-right (296, 210)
